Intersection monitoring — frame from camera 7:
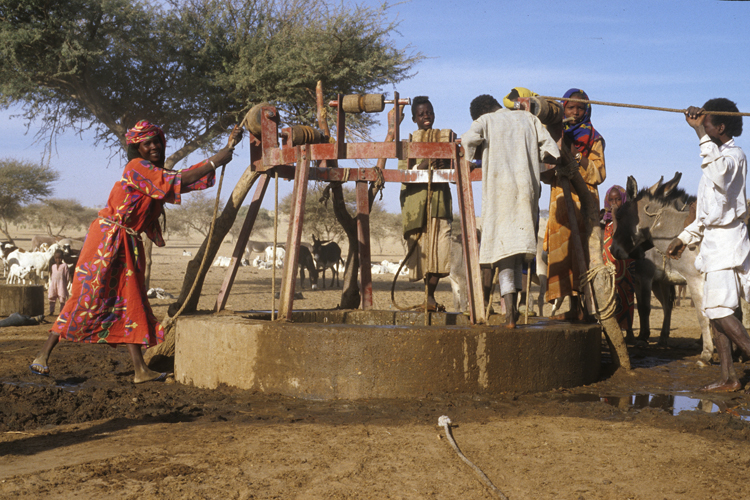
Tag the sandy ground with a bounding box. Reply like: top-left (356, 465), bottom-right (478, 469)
top-left (1, 229), bottom-right (750, 499)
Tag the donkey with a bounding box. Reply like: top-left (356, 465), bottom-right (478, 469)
top-left (611, 173), bottom-right (713, 363)
top-left (311, 235), bottom-right (344, 288)
top-left (298, 244), bottom-right (318, 290)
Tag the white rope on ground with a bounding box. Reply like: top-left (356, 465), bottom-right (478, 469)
top-left (581, 262), bottom-right (618, 320)
top-left (438, 416), bottom-right (508, 500)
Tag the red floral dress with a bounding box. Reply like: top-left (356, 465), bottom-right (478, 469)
top-left (51, 159), bottom-right (214, 346)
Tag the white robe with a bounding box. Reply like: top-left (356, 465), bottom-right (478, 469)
top-left (678, 136), bottom-right (750, 273)
top-left (461, 108), bottom-right (559, 265)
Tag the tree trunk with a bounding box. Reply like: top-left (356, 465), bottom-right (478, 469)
top-left (314, 82), bottom-right (403, 309)
top-left (315, 82), bottom-right (361, 308)
top-left (146, 167), bottom-right (261, 360)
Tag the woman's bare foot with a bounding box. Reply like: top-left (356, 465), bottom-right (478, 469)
top-left (133, 369), bottom-right (170, 384)
top-left (699, 379), bottom-right (742, 392)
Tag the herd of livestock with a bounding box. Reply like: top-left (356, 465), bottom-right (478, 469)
top-left (0, 236), bottom-right (81, 290)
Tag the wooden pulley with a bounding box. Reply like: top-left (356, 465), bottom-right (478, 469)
top-left (528, 96), bottom-right (563, 125)
top-left (341, 93), bottom-right (385, 113)
top-left (244, 101), bottom-right (272, 137)
top-left (289, 125), bottom-right (324, 145)
top-left (412, 128), bottom-right (453, 143)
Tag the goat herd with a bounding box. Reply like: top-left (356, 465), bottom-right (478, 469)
top-left (211, 236), bottom-right (408, 291)
top-left (0, 236), bottom-right (81, 291)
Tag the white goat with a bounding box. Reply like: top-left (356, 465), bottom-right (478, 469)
top-left (7, 263), bottom-right (33, 285)
top-left (7, 243), bottom-right (59, 284)
top-left (264, 246), bottom-right (285, 268)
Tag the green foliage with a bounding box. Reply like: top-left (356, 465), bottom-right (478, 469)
top-left (227, 205), bottom-right (273, 242)
top-left (279, 181), bottom-right (399, 248)
top-left (165, 191), bottom-right (222, 238)
top-left (0, 158), bottom-right (59, 241)
top-left (0, 0), bottom-right (422, 165)
top-left (21, 198), bottom-right (98, 236)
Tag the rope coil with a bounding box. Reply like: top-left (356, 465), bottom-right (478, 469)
top-left (580, 262), bottom-right (618, 320)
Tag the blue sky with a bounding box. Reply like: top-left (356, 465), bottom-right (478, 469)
top-left (1, 0), bottom-right (749, 217)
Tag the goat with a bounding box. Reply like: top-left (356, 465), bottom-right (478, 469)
top-left (7, 244), bottom-right (59, 284)
top-left (7, 263), bottom-right (33, 285)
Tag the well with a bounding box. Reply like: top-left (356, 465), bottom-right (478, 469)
top-left (0, 284), bottom-right (45, 317)
top-left (175, 311), bottom-right (601, 399)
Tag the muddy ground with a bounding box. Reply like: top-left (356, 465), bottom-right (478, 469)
top-left (1, 232), bottom-right (750, 499)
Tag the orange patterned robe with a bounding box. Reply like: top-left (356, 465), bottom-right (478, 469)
top-left (544, 139), bottom-right (605, 302)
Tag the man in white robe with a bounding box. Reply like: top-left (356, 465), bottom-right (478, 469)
top-left (668, 98), bottom-right (750, 392)
top-left (461, 94), bottom-right (560, 327)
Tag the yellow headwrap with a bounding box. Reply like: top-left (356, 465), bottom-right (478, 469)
top-left (503, 87), bottom-right (538, 109)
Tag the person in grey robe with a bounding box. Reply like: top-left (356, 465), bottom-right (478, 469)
top-left (461, 94), bottom-right (560, 327)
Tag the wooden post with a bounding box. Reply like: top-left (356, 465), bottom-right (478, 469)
top-left (356, 177), bottom-right (373, 309)
top-left (278, 145), bottom-right (311, 320)
top-left (455, 152), bottom-right (486, 324)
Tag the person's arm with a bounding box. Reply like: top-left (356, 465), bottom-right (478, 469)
top-left (181, 127), bottom-right (243, 185)
top-left (668, 218), bottom-right (704, 259)
top-left (460, 120), bottom-right (485, 162)
top-left (578, 139), bottom-right (606, 186)
top-left (535, 119), bottom-right (560, 165)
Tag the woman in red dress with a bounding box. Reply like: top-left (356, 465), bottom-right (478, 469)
top-left (30, 120), bottom-right (240, 383)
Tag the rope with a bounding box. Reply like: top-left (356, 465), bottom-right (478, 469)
top-left (390, 233), bottom-right (424, 311)
top-left (537, 96), bottom-right (750, 117)
top-left (161, 119), bottom-right (245, 333)
top-left (486, 267), bottom-right (498, 319)
top-left (98, 217), bottom-right (142, 240)
top-left (438, 416), bottom-right (508, 500)
top-left (162, 163), bottom-right (226, 333)
top-left (580, 262), bottom-right (618, 320)
top-left (425, 161), bottom-right (433, 325)
top-left (371, 165), bottom-right (385, 200)
top-left (271, 170), bottom-right (279, 321)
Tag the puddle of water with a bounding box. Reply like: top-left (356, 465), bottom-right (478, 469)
top-left (565, 392), bottom-right (750, 421)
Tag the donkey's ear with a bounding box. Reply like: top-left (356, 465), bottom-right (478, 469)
top-left (661, 172), bottom-right (682, 198)
top-left (626, 176), bottom-right (638, 201)
top-left (648, 176), bottom-right (664, 196)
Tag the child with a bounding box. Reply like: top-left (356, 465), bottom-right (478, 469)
top-left (601, 185), bottom-right (636, 342)
top-left (544, 88), bottom-right (607, 321)
top-left (399, 96), bottom-right (452, 311)
top-left (461, 94), bottom-right (559, 328)
top-left (668, 98), bottom-right (750, 392)
top-left (48, 249), bottom-right (70, 316)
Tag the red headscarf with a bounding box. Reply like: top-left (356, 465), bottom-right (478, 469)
top-left (125, 120), bottom-right (166, 147)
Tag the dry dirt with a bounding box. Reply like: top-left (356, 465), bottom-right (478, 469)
top-left (1, 230), bottom-right (750, 500)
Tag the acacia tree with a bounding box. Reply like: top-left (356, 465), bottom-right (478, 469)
top-left (227, 206), bottom-right (272, 243)
top-left (0, 159), bottom-right (59, 243)
top-left (22, 198), bottom-right (98, 236)
top-left (166, 191), bottom-right (220, 239)
top-left (1, 0), bottom-right (421, 357)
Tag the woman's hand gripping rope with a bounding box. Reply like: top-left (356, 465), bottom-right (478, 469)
top-left (162, 122), bottom-right (243, 333)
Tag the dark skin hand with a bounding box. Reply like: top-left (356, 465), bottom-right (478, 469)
top-left (666, 238), bottom-right (686, 259)
top-left (180, 126), bottom-right (243, 185)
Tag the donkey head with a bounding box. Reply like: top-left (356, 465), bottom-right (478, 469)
top-left (612, 172), bottom-right (685, 260)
